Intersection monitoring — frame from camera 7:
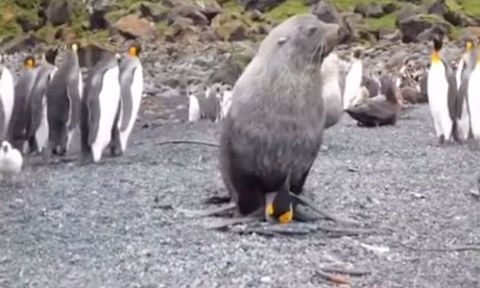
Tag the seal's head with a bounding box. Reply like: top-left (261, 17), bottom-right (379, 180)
top-left (258, 14), bottom-right (340, 70)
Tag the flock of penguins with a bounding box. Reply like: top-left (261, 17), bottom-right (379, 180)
top-left (0, 42), bottom-right (144, 180)
top-left (0, 13), bottom-right (479, 233)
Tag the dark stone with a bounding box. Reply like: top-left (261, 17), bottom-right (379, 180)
top-left (398, 14), bottom-right (450, 43)
top-left (354, 3), bottom-right (385, 18)
top-left (311, 2), bottom-right (352, 44)
top-left (46, 0), bottom-right (71, 26)
top-left (236, 0), bottom-right (285, 12)
top-left (16, 11), bottom-right (46, 32)
top-left (3, 35), bottom-right (45, 54)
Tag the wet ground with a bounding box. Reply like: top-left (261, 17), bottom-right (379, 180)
top-left (1, 103), bottom-right (479, 288)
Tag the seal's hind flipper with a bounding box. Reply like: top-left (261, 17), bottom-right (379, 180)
top-left (203, 195), bottom-right (231, 205)
top-left (176, 202), bottom-right (236, 218)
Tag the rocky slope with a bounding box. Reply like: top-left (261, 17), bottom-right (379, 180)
top-left (1, 0), bottom-right (480, 54)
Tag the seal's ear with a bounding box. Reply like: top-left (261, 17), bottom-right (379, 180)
top-left (307, 26), bottom-right (317, 36)
top-left (277, 36), bottom-right (288, 46)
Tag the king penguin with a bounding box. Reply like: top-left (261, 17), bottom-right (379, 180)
top-left (26, 49), bottom-right (59, 154)
top-left (466, 45), bottom-right (480, 142)
top-left (456, 36), bottom-right (477, 141)
top-left (343, 49), bottom-right (363, 109)
top-left (114, 43), bottom-right (144, 155)
top-left (46, 42), bottom-right (83, 156)
top-left (0, 54), bottom-right (15, 141)
top-left (427, 34), bottom-right (460, 144)
top-left (220, 83), bottom-right (233, 120)
top-left (81, 51), bottom-right (121, 163)
top-left (320, 51), bottom-right (343, 129)
top-left (7, 56), bottom-right (40, 152)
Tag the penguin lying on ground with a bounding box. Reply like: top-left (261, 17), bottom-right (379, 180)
top-left (81, 52), bottom-right (121, 163)
top-left (0, 141), bottom-right (23, 184)
top-left (25, 50), bottom-right (58, 154)
top-left (345, 75), bottom-right (401, 127)
top-left (0, 54), bottom-right (15, 140)
top-left (46, 43), bottom-right (83, 156)
top-left (427, 34), bottom-right (461, 144)
top-left (7, 56), bottom-right (40, 152)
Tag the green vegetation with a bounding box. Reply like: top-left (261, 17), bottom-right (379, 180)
top-left (332, 0), bottom-right (394, 12)
top-left (365, 14), bottom-right (396, 31)
top-left (264, 0), bottom-right (310, 23)
top-left (458, 0), bottom-right (480, 20)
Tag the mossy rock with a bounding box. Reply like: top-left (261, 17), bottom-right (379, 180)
top-left (139, 2), bottom-right (171, 22)
top-left (264, 0), bottom-right (310, 23)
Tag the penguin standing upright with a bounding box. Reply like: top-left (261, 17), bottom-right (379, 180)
top-left (7, 56), bottom-right (40, 152)
top-left (320, 51), bottom-right (343, 129)
top-left (456, 37), bottom-right (477, 141)
top-left (188, 89), bottom-right (201, 122)
top-left (81, 52), bottom-right (121, 163)
top-left (26, 49), bottom-right (58, 154)
top-left (343, 49), bottom-right (363, 109)
top-left (46, 43), bottom-right (83, 156)
top-left (0, 54), bottom-right (15, 140)
top-left (466, 45), bottom-right (480, 141)
top-left (427, 34), bottom-right (460, 144)
top-left (220, 84), bottom-right (232, 120)
top-left (114, 43), bottom-right (144, 155)
top-left (201, 83), bottom-right (222, 122)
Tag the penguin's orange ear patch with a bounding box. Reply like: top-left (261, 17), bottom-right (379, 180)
top-left (431, 52), bottom-right (441, 64)
top-left (128, 46), bottom-right (138, 57)
top-left (466, 41), bottom-right (473, 51)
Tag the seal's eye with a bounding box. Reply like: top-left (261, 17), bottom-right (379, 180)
top-left (307, 26), bottom-right (317, 36)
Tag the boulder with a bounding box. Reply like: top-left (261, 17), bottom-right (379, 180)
top-left (16, 11), bottom-right (46, 32)
top-left (171, 5), bottom-right (210, 26)
top-left (86, 0), bottom-right (115, 30)
top-left (236, 0), bottom-right (285, 12)
top-left (354, 3), bottom-right (385, 18)
top-left (113, 14), bottom-right (157, 39)
top-left (211, 13), bottom-right (249, 42)
top-left (164, 17), bottom-right (201, 44)
top-left (427, 0), bottom-right (471, 27)
top-left (311, 2), bottom-right (352, 44)
top-left (2, 35), bottom-right (45, 54)
top-left (398, 14), bottom-right (451, 43)
top-left (140, 2), bottom-right (171, 22)
top-left (46, 0), bottom-right (71, 26)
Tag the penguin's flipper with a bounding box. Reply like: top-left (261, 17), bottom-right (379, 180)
top-left (86, 90), bottom-right (100, 146)
top-left (119, 66), bottom-right (135, 131)
top-left (66, 79), bottom-right (82, 130)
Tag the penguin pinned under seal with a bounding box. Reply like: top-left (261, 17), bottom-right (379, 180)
top-left (26, 49), bottom-right (59, 154)
top-left (46, 42), bottom-right (83, 156)
top-left (80, 52), bottom-right (121, 163)
top-left (343, 49), bottom-right (363, 109)
top-left (114, 43), bottom-right (144, 155)
top-left (0, 54), bottom-right (15, 140)
top-left (7, 55), bottom-right (40, 152)
top-left (427, 34), bottom-right (460, 144)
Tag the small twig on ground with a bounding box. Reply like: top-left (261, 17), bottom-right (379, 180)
top-left (313, 270), bottom-right (350, 285)
top-left (320, 267), bottom-right (372, 277)
top-left (156, 140), bottom-right (219, 147)
top-left (396, 241), bottom-right (480, 252)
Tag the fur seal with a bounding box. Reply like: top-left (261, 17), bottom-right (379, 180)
top-left (345, 75), bottom-right (401, 127)
top-left (218, 15), bottom-right (340, 227)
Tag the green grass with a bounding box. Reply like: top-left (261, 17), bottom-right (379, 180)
top-left (264, 0), bottom-right (310, 23)
top-left (365, 14), bottom-right (396, 31)
top-left (458, 0), bottom-right (480, 20)
top-left (222, 1), bottom-right (244, 14)
top-left (331, 0), bottom-right (394, 12)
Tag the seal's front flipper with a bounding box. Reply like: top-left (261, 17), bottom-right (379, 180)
top-left (176, 202), bottom-right (236, 218)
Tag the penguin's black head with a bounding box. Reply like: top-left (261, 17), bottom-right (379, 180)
top-left (432, 34), bottom-right (443, 52)
top-left (353, 49), bottom-right (363, 59)
top-left (127, 43), bottom-right (142, 57)
top-left (265, 178), bottom-right (293, 225)
top-left (23, 55), bottom-right (37, 69)
top-left (1, 141), bottom-right (10, 153)
top-left (45, 47), bottom-right (59, 65)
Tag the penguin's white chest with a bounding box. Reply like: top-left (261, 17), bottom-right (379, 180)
top-left (0, 67), bottom-right (15, 134)
top-left (221, 90), bottom-right (233, 119)
top-left (456, 58), bottom-right (465, 90)
top-left (0, 149), bottom-right (23, 175)
top-left (343, 60), bottom-right (363, 109)
top-left (91, 67), bottom-right (121, 162)
top-left (427, 62), bottom-right (451, 138)
top-left (468, 65), bottom-right (480, 139)
top-left (188, 94), bottom-right (200, 122)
